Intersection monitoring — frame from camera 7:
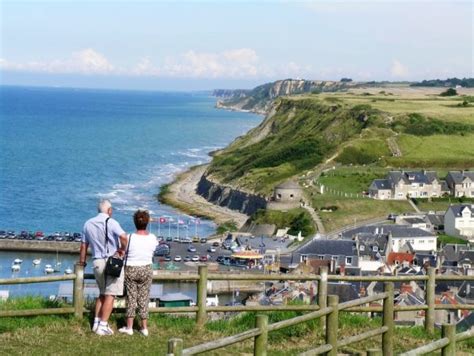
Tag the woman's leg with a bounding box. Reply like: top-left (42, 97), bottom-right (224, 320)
top-left (136, 265), bottom-right (153, 328)
top-left (125, 267), bottom-right (138, 323)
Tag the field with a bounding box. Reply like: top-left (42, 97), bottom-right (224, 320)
top-left (1, 297), bottom-right (473, 355)
top-left (309, 193), bottom-right (412, 232)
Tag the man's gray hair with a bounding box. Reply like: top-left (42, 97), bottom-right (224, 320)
top-left (98, 199), bottom-right (112, 213)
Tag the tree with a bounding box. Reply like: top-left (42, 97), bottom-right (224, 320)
top-left (340, 78), bottom-right (353, 83)
top-left (440, 88), bottom-right (458, 97)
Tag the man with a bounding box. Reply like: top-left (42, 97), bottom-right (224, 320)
top-left (78, 199), bottom-right (128, 336)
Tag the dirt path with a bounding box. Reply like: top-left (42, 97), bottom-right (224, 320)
top-left (164, 165), bottom-right (249, 228)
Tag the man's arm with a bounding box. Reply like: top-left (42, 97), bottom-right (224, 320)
top-left (117, 233), bottom-right (128, 257)
top-left (78, 242), bottom-right (89, 266)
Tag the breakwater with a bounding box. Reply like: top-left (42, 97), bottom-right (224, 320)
top-left (196, 174), bottom-right (267, 216)
top-left (0, 240), bottom-right (81, 254)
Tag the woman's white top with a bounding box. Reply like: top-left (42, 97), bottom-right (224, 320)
top-left (126, 233), bottom-right (158, 266)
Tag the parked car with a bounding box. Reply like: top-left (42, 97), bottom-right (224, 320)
top-left (191, 255), bottom-right (199, 262)
top-left (174, 255), bottom-right (182, 262)
top-left (154, 243), bottom-right (170, 256)
top-left (199, 256), bottom-right (208, 262)
top-left (207, 247), bottom-right (216, 253)
top-left (187, 245), bottom-right (197, 253)
top-left (164, 256), bottom-right (172, 262)
top-left (200, 238), bottom-right (207, 243)
top-left (184, 256), bottom-right (192, 262)
top-left (166, 236), bottom-right (173, 242)
top-left (192, 236), bottom-right (200, 243)
top-left (212, 241), bottom-right (220, 247)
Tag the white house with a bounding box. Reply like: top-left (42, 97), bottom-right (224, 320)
top-left (446, 171), bottom-right (474, 198)
top-left (444, 204), bottom-right (474, 241)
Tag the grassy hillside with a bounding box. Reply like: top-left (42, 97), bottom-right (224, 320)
top-left (208, 87), bottom-right (474, 196)
top-left (2, 297), bottom-right (473, 355)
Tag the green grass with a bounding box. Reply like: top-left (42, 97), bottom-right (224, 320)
top-left (310, 193), bottom-right (413, 232)
top-left (1, 297), bottom-right (473, 354)
top-left (251, 208), bottom-right (315, 236)
top-left (388, 133), bottom-right (474, 168)
top-left (317, 166), bottom-right (388, 194)
top-left (437, 234), bottom-right (468, 247)
top-left (413, 197), bottom-right (474, 213)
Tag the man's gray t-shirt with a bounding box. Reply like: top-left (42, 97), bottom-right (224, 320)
top-left (82, 213), bottom-right (125, 259)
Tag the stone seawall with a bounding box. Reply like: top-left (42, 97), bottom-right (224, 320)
top-left (196, 175), bottom-right (267, 216)
top-left (0, 240), bottom-right (81, 254)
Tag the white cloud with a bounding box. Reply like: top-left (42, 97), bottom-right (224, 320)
top-left (390, 59), bottom-right (409, 78)
top-left (0, 48), bottom-right (115, 75)
top-left (1, 48), bottom-right (312, 80)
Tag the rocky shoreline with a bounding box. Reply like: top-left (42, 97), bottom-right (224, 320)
top-left (159, 164), bottom-right (250, 228)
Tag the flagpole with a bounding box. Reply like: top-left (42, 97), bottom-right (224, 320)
top-left (158, 216), bottom-right (161, 237)
top-left (177, 216), bottom-right (180, 239)
top-left (168, 217), bottom-right (171, 238)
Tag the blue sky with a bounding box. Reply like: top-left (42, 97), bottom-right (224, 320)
top-left (0, 0), bottom-right (472, 90)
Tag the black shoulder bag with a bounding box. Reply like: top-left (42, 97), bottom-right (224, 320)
top-left (104, 218), bottom-right (127, 278)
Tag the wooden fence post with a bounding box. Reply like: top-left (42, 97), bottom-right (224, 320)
top-left (167, 338), bottom-right (183, 356)
top-left (326, 295), bottom-right (339, 356)
top-left (425, 267), bottom-right (435, 334)
top-left (382, 282), bottom-right (394, 356)
top-left (441, 324), bottom-right (455, 356)
top-left (367, 350), bottom-right (382, 356)
top-left (254, 314), bottom-right (269, 356)
top-left (196, 265), bottom-right (208, 326)
top-left (319, 266), bottom-right (328, 329)
top-left (73, 263), bottom-right (84, 319)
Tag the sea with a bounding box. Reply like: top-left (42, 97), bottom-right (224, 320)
top-left (0, 85), bottom-right (261, 298)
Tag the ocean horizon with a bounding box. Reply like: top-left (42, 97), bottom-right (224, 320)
top-left (0, 85), bottom-right (261, 236)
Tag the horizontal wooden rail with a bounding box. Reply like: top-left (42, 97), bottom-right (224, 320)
top-left (435, 304), bottom-right (474, 310)
top-left (338, 326), bottom-right (388, 348)
top-left (338, 293), bottom-right (387, 310)
top-left (299, 344), bottom-right (333, 356)
top-left (207, 273), bottom-right (321, 281)
top-left (346, 305), bottom-right (428, 312)
top-left (207, 305), bottom-right (321, 313)
top-left (399, 337), bottom-right (450, 356)
top-left (0, 275), bottom-right (76, 285)
top-left (182, 328), bottom-right (261, 355)
top-left (148, 306), bottom-right (199, 313)
top-left (455, 328), bottom-right (474, 342)
top-left (267, 307), bottom-right (333, 332)
top-left (328, 275), bottom-right (428, 282)
top-left (0, 307), bottom-right (75, 317)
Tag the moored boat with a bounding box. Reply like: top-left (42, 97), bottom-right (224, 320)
top-left (11, 264), bottom-right (20, 272)
top-left (32, 259), bottom-right (41, 266)
top-left (44, 266), bottom-right (55, 274)
top-left (64, 268), bottom-right (73, 274)
top-left (13, 258), bottom-right (23, 264)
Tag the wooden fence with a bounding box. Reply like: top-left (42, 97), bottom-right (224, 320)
top-left (1, 264), bottom-right (473, 354)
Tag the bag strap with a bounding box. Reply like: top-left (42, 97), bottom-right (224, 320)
top-left (124, 234), bottom-right (132, 267)
top-left (104, 217), bottom-right (110, 256)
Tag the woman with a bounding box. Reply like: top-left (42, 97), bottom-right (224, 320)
top-left (119, 209), bottom-right (157, 336)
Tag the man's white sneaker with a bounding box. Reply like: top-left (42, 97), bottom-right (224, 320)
top-left (118, 327), bottom-right (133, 336)
top-left (92, 322), bottom-right (99, 333)
top-left (95, 324), bottom-right (114, 336)
top-left (139, 329), bottom-right (149, 337)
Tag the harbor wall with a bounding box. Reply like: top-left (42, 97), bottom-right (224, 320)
top-left (196, 174), bottom-right (267, 216)
top-left (0, 240), bottom-right (81, 254)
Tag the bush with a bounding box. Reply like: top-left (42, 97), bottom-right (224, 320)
top-left (440, 88), bottom-right (458, 96)
top-left (216, 220), bottom-right (238, 234)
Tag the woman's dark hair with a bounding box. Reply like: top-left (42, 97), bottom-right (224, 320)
top-left (134, 209), bottom-right (150, 230)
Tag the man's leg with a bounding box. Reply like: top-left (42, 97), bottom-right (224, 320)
top-left (99, 295), bottom-right (115, 322)
top-left (95, 295), bottom-right (104, 318)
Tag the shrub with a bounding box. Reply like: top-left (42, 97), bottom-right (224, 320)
top-left (440, 88), bottom-right (457, 96)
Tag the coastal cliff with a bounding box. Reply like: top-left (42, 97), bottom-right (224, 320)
top-left (196, 174), bottom-right (267, 216)
top-left (214, 78), bottom-right (356, 114)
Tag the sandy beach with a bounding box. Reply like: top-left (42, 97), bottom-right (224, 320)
top-left (161, 164), bottom-right (249, 228)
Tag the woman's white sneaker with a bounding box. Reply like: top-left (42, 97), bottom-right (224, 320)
top-left (139, 329), bottom-right (149, 337)
top-left (118, 327), bottom-right (134, 336)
